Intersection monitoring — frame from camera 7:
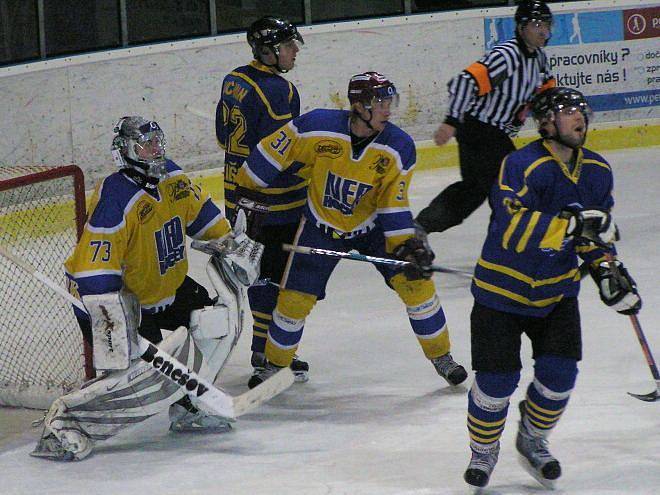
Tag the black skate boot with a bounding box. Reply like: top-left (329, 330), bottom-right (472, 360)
top-left (248, 356), bottom-right (283, 389)
top-left (464, 441), bottom-right (500, 488)
top-left (248, 352), bottom-right (309, 389)
top-left (431, 352), bottom-right (468, 386)
top-left (516, 400), bottom-right (561, 488)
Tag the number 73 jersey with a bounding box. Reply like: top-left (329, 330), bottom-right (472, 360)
top-left (64, 161), bottom-right (232, 313)
top-left (236, 109), bottom-right (418, 252)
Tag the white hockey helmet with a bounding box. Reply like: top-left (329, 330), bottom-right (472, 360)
top-left (111, 116), bottom-right (168, 180)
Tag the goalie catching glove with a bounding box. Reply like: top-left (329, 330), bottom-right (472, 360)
top-left (589, 260), bottom-right (642, 315)
top-left (393, 231), bottom-right (435, 280)
top-left (195, 209), bottom-right (264, 286)
top-left (561, 207), bottom-right (619, 247)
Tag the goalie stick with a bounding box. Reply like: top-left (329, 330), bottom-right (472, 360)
top-left (603, 253), bottom-right (659, 402)
top-left (0, 243), bottom-right (294, 418)
top-left (282, 244), bottom-right (473, 279)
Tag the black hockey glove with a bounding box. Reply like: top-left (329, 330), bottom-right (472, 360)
top-left (393, 236), bottom-right (435, 281)
top-left (560, 207), bottom-right (619, 248)
top-left (234, 186), bottom-right (270, 239)
top-left (589, 260), bottom-right (641, 315)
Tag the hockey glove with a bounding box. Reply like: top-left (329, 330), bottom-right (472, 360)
top-left (393, 236), bottom-right (435, 281)
top-left (561, 207), bottom-right (619, 247)
top-left (589, 260), bottom-right (642, 315)
top-left (234, 186), bottom-right (270, 239)
top-left (196, 210), bottom-right (264, 286)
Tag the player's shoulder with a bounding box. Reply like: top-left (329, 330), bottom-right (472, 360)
top-left (236, 62), bottom-right (290, 90)
top-left (581, 147), bottom-right (611, 170)
top-left (293, 108), bottom-right (348, 133)
top-left (383, 122), bottom-right (414, 147)
top-left (89, 171), bottom-right (143, 229)
top-left (375, 123), bottom-right (416, 172)
top-left (506, 139), bottom-right (548, 167)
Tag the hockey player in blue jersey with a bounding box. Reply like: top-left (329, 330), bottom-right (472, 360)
top-left (216, 16), bottom-right (309, 387)
top-left (31, 116), bottom-right (263, 461)
top-left (462, 88), bottom-right (642, 489)
top-left (235, 71), bottom-right (468, 389)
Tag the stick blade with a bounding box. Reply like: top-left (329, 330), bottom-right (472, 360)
top-left (233, 367), bottom-right (295, 417)
top-left (628, 390), bottom-right (660, 402)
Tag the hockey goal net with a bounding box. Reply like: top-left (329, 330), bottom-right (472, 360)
top-left (0, 165), bottom-right (92, 409)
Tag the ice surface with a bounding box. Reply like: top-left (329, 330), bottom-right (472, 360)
top-left (1, 146), bottom-right (658, 495)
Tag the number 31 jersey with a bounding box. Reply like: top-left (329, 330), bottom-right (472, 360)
top-left (216, 60), bottom-right (307, 225)
top-left (64, 161), bottom-right (232, 314)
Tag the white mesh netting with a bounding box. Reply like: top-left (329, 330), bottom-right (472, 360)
top-left (0, 166), bottom-right (88, 409)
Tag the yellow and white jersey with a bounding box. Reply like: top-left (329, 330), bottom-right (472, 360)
top-left (236, 109), bottom-right (417, 252)
top-left (65, 160), bottom-right (232, 313)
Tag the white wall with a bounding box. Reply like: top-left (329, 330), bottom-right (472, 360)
top-left (0, 0), bottom-right (656, 186)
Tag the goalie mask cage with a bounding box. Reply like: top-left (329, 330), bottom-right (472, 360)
top-left (0, 165), bottom-right (93, 409)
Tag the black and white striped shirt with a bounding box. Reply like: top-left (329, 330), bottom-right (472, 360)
top-left (445, 36), bottom-right (555, 136)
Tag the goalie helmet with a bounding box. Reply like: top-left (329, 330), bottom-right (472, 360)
top-left (347, 72), bottom-right (399, 110)
top-left (247, 16), bottom-right (303, 72)
top-left (515, 1), bottom-right (553, 26)
top-left (531, 87), bottom-right (593, 124)
top-left (111, 116), bottom-right (168, 181)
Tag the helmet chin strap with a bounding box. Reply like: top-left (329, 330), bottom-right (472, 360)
top-left (260, 46), bottom-right (289, 73)
top-left (352, 107), bottom-right (375, 131)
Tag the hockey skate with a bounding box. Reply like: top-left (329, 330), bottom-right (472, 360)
top-left (464, 441), bottom-right (500, 489)
top-left (431, 352), bottom-right (468, 386)
top-left (516, 400), bottom-right (561, 488)
top-left (169, 396), bottom-right (232, 433)
top-left (248, 351), bottom-right (308, 389)
top-left (30, 428), bottom-right (93, 461)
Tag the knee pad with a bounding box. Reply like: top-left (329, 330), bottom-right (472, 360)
top-left (189, 305), bottom-right (238, 381)
top-left (471, 371), bottom-right (521, 412)
top-left (389, 273), bottom-right (436, 306)
top-left (534, 355), bottom-right (578, 395)
top-left (276, 289), bottom-right (317, 320)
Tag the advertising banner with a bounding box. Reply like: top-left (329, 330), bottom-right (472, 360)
top-left (484, 6), bottom-right (660, 112)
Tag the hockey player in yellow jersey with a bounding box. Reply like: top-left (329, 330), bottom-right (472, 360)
top-left (235, 72), bottom-right (467, 388)
top-left (32, 116), bottom-right (264, 461)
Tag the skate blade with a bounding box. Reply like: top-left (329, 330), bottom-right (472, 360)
top-left (517, 455), bottom-right (557, 490)
top-left (29, 448), bottom-right (76, 461)
top-left (293, 371), bottom-right (309, 383)
top-left (628, 390), bottom-right (659, 402)
top-left (169, 422), bottom-right (233, 434)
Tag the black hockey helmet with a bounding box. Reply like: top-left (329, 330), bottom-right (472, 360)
top-left (247, 16), bottom-right (303, 71)
top-left (515, 1), bottom-right (553, 26)
top-left (531, 87), bottom-right (592, 123)
top-left (348, 71), bottom-right (399, 109)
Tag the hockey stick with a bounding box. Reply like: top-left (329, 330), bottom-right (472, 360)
top-left (603, 253), bottom-right (659, 402)
top-left (0, 243), bottom-right (294, 417)
top-left (282, 244), bottom-right (474, 278)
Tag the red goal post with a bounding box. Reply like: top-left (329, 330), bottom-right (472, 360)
top-left (0, 165), bottom-right (93, 409)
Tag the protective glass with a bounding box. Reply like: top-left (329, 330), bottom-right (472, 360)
top-left (134, 131), bottom-right (166, 163)
top-left (371, 94), bottom-right (400, 111)
top-left (556, 103), bottom-right (593, 122)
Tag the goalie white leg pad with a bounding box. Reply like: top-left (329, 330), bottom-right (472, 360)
top-left (83, 290), bottom-right (140, 370)
top-left (35, 327), bottom-right (203, 454)
top-left (189, 304), bottom-right (238, 384)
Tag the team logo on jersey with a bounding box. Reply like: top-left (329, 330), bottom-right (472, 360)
top-left (370, 155), bottom-right (390, 174)
top-left (155, 217), bottom-right (185, 275)
top-left (137, 200), bottom-right (154, 223)
top-left (314, 140), bottom-right (343, 158)
top-left (169, 179), bottom-right (190, 201)
top-left (323, 171), bottom-right (373, 215)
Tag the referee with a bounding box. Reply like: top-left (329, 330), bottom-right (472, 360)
top-left (416, 0), bottom-right (556, 234)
